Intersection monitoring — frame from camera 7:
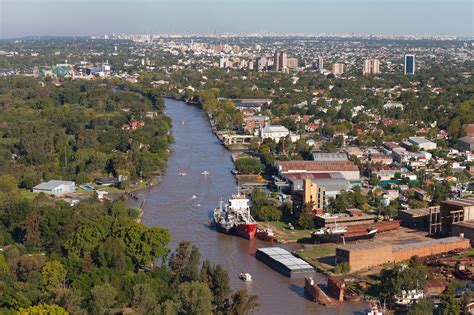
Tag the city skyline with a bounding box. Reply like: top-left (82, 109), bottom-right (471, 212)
top-left (1, 0), bottom-right (472, 39)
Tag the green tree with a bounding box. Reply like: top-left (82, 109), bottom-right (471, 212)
top-left (42, 261), bottom-right (66, 292)
top-left (440, 284), bottom-right (461, 315)
top-left (409, 298), bottom-right (433, 315)
top-left (18, 304), bottom-right (68, 315)
top-left (90, 283), bottom-right (117, 315)
top-left (175, 281), bottom-right (212, 315)
top-left (225, 289), bottom-right (259, 315)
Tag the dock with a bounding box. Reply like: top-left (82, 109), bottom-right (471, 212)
top-left (256, 247), bottom-right (315, 278)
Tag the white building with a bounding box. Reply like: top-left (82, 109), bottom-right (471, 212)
top-left (408, 137), bottom-right (437, 151)
top-left (32, 180), bottom-right (76, 195)
top-left (259, 125), bottom-right (299, 143)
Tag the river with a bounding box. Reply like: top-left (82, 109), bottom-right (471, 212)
top-left (141, 98), bottom-right (365, 314)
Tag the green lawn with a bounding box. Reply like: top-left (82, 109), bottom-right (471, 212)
top-left (19, 189), bottom-right (39, 200)
top-left (267, 221), bottom-right (313, 242)
top-left (295, 245), bottom-right (336, 269)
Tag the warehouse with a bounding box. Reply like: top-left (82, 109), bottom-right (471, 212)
top-left (275, 160), bottom-right (360, 181)
top-left (256, 247), bottom-right (315, 278)
top-left (336, 236), bottom-right (470, 271)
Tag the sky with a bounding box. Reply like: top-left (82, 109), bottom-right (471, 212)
top-left (0, 0), bottom-right (473, 38)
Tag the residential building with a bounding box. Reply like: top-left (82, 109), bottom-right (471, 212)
top-left (274, 50), bottom-right (280, 71)
top-left (33, 180), bottom-right (76, 195)
top-left (259, 125), bottom-right (299, 143)
top-left (458, 136), bottom-right (474, 152)
top-left (362, 59), bottom-right (380, 75)
top-left (332, 63), bottom-right (345, 75)
top-left (404, 54), bottom-right (415, 75)
top-left (244, 115), bottom-right (269, 134)
top-left (287, 57), bottom-right (298, 69)
top-left (279, 51), bottom-right (288, 70)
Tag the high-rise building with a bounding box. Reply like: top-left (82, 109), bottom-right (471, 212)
top-left (256, 57), bottom-right (267, 71)
top-left (287, 57), bottom-right (298, 69)
top-left (274, 50), bottom-right (281, 71)
top-left (318, 56), bottom-right (324, 70)
top-left (372, 59), bottom-right (380, 74)
top-left (404, 54), bottom-right (415, 75)
top-left (332, 63), bottom-right (345, 75)
top-left (279, 51), bottom-right (288, 71)
top-left (363, 59), bottom-right (381, 75)
top-left (303, 178), bottom-right (325, 210)
top-left (363, 59), bottom-right (371, 75)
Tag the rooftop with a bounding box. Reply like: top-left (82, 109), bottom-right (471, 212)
top-left (399, 208), bottom-right (430, 217)
top-left (441, 198), bottom-right (474, 208)
top-left (276, 160), bottom-right (359, 173)
top-left (392, 236), bottom-right (467, 252)
top-left (312, 152), bottom-right (349, 162)
top-left (33, 180), bottom-right (75, 190)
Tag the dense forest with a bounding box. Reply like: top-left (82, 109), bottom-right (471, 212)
top-left (0, 76), bottom-right (171, 188)
top-left (0, 178), bottom-right (258, 314)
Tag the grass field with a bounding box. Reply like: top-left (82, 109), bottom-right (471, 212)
top-left (265, 221), bottom-right (313, 243)
top-left (295, 245), bottom-right (336, 269)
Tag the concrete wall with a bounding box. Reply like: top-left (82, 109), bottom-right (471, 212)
top-left (336, 243), bottom-right (393, 271)
top-left (393, 238), bottom-right (470, 261)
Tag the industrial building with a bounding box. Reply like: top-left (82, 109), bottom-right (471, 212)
top-left (292, 178), bottom-right (326, 214)
top-left (255, 247), bottom-right (315, 278)
top-left (452, 221), bottom-right (474, 245)
top-left (398, 208), bottom-right (431, 229)
top-left (429, 198), bottom-right (474, 235)
top-left (336, 237), bottom-right (470, 271)
top-left (275, 160), bottom-right (360, 181)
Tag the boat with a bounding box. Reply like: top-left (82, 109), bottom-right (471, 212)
top-left (239, 272), bottom-right (252, 282)
top-left (213, 200), bottom-right (235, 234)
top-left (201, 170), bottom-right (210, 176)
top-left (311, 226), bottom-right (377, 243)
top-left (191, 195), bottom-right (197, 200)
top-left (343, 287), bottom-right (360, 302)
top-left (229, 192), bottom-right (258, 240)
top-left (256, 228), bottom-right (276, 242)
top-left (212, 190), bottom-right (258, 240)
top-left (364, 302), bottom-right (384, 315)
top-left (393, 289), bottom-right (424, 306)
top-left (179, 171), bottom-right (187, 176)
top-left (181, 121), bottom-right (185, 125)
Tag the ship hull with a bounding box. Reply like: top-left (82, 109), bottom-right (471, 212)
top-left (256, 231), bottom-right (276, 242)
top-left (235, 223), bottom-right (258, 240)
top-left (313, 230), bottom-right (376, 243)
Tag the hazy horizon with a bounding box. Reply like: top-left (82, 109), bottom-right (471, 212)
top-left (1, 0), bottom-right (473, 39)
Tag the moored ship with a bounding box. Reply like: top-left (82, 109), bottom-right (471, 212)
top-left (212, 191), bottom-right (258, 240)
top-left (311, 226), bottom-right (377, 243)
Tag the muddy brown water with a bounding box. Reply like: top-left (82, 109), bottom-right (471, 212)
top-left (140, 98), bottom-right (366, 314)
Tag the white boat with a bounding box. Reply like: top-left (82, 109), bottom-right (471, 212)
top-left (239, 272), bottom-right (252, 282)
top-left (364, 302), bottom-right (384, 315)
top-left (181, 121), bottom-right (185, 125)
top-left (201, 171), bottom-right (210, 176)
top-left (179, 171), bottom-right (187, 176)
top-left (393, 289), bottom-right (424, 306)
top-left (191, 195), bottom-right (198, 200)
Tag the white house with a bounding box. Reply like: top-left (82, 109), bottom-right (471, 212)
top-left (259, 125), bottom-right (300, 143)
top-left (32, 180), bottom-right (76, 195)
